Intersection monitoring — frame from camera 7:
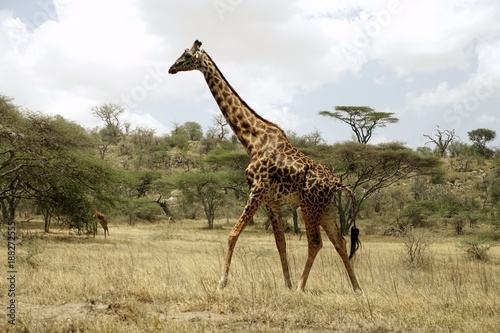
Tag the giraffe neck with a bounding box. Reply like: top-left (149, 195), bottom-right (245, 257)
top-left (199, 52), bottom-right (287, 155)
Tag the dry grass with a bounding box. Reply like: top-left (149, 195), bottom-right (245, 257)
top-left (1, 220), bottom-right (500, 332)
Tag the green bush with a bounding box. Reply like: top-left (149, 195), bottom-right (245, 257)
top-left (401, 201), bottom-right (438, 227)
top-left (475, 231), bottom-right (500, 243)
top-left (126, 198), bottom-right (165, 223)
top-left (491, 180), bottom-right (500, 204)
top-left (430, 167), bottom-right (446, 184)
top-left (439, 201), bottom-right (463, 218)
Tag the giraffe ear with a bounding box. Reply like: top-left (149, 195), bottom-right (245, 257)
top-left (192, 40), bottom-right (202, 51)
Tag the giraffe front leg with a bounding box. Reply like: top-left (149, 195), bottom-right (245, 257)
top-left (219, 193), bottom-right (262, 289)
top-left (266, 203), bottom-right (292, 289)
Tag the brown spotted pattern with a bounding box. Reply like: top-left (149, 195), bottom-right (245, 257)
top-left (169, 40), bottom-right (361, 292)
top-left (92, 208), bottom-right (109, 239)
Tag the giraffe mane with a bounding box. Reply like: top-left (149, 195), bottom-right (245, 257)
top-left (202, 50), bottom-right (290, 141)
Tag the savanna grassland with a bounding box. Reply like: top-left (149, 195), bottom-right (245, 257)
top-left (1, 220), bottom-right (499, 333)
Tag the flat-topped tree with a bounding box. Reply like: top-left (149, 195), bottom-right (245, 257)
top-left (468, 128), bottom-right (496, 157)
top-left (319, 106), bottom-right (399, 144)
top-left (169, 40), bottom-right (361, 292)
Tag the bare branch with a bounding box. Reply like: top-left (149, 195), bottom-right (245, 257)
top-left (423, 126), bottom-right (456, 158)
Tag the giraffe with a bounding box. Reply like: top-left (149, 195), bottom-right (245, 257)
top-left (168, 40), bottom-right (361, 292)
top-left (92, 208), bottom-right (109, 239)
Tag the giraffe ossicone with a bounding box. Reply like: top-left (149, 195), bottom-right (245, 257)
top-left (169, 40), bottom-right (361, 292)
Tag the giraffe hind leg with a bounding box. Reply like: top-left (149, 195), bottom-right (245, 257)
top-left (296, 207), bottom-right (323, 291)
top-left (320, 204), bottom-right (361, 292)
top-left (101, 220), bottom-right (109, 239)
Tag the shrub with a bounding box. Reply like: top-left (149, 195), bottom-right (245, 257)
top-left (19, 237), bottom-right (44, 268)
top-left (476, 230), bottom-right (500, 242)
top-left (439, 200), bottom-right (463, 218)
top-left (491, 180), bottom-right (500, 204)
top-left (430, 167), bottom-right (446, 184)
top-left (401, 230), bottom-right (433, 268)
top-left (459, 239), bottom-right (492, 261)
top-left (126, 198), bottom-right (165, 224)
top-left (452, 214), bottom-right (467, 235)
top-left (400, 201), bottom-right (437, 228)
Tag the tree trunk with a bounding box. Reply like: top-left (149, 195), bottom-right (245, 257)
top-left (292, 209), bottom-right (300, 234)
top-left (44, 216), bottom-right (51, 233)
top-left (155, 196), bottom-right (175, 222)
top-left (0, 199), bottom-right (7, 223)
top-left (202, 196), bottom-right (216, 229)
top-left (337, 192), bottom-right (354, 236)
top-left (0, 196), bottom-right (20, 225)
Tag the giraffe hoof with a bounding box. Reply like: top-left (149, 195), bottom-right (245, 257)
top-left (218, 277), bottom-right (228, 290)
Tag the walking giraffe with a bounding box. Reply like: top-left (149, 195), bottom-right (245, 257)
top-left (92, 208), bottom-right (109, 239)
top-left (169, 40), bottom-right (361, 292)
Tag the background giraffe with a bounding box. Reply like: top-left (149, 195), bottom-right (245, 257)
top-left (169, 40), bottom-right (361, 292)
top-left (92, 208), bottom-right (109, 239)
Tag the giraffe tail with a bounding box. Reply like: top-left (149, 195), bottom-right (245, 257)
top-left (349, 225), bottom-right (360, 260)
top-left (341, 184), bottom-right (360, 260)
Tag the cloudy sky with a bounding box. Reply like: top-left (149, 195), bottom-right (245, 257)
top-left (1, 0), bottom-right (499, 148)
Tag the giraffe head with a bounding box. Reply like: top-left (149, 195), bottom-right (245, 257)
top-left (168, 40), bottom-right (204, 74)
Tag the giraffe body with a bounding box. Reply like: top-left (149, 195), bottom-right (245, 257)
top-left (93, 208), bottom-right (109, 239)
top-left (169, 41), bottom-right (361, 292)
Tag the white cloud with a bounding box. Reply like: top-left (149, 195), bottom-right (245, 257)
top-left (0, 0), bottom-right (169, 128)
top-left (477, 113), bottom-right (500, 124)
top-left (121, 111), bottom-right (169, 134)
top-left (374, 75), bottom-right (386, 85)
top-left (370, 1), bottom-right (500, 74)
top-left (404, 38), bottom-right (500, 114)
top-left (263, 106), bottom-right (304, 131)
top-left (0, 0), bottom-right (499, 147)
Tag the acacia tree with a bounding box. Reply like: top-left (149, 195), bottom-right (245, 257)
top-left (1, 96), bottom-right (36, 222)
top-left (211, 114), bottom-right (230, 142)
top-left (319, 106), bottom-right (399, 144)
top-left (200, 116), bottom-right (231, 154)
top-left (91, 103), bottom-right (125, 159)
top-left (180, 121), bottom-right (204, 141)
top-left (468, 128), bottom-right (496, 157)
top-left (34, 142), bottom-right (115, 233)
top-left (91, 103), bottom-right (124, 135)
top-left (162, 148), bottom-right (249, 228)
top-left (1, 96), bottom-right (115, 232)
top-left (423, 126), bottom-right (457, 158)
top-left (288, 129), bottom-right (326, 148)
top-left (302, 142), bottom-right (441, 234)
top-left (204, 149), bottom-right (249, 199)
top-left (167, 172), bottom-right (226, 229)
